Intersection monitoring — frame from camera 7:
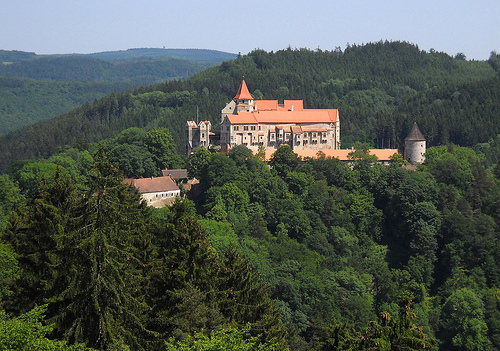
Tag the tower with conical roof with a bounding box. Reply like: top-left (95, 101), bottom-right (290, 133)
top-left (404, 122), bottom-right (426, 164)
top-left (221, 79), bottom-right (255, 121)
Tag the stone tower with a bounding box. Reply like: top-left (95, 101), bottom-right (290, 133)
top-left (186, 120), bottom-right (211, 156)
top-left (404, 122), bottom-right (426, 164)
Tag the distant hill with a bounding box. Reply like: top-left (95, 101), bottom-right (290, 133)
top-left (85, 48), bottom-right (237, 62)
top-left (0, 48), bottom-right (236, 135)
top-left (0, 48), bottom-right (236, 64)
top-left (0, 50), bottom-right (36, 63)
top-left (0, 41), bottom-right (498, 172)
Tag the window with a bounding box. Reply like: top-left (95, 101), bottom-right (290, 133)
top-left (244, 126), bottom-right (249, 131)
top-left (312, 133), bottom-right (317, 138)
top-left (201, 133), bottom-right (205, 138)
top-left (258, 126), bottom-right (262, 130)
top-left (234, 126), bottom-right (239, 131)
top-left (304, 133), bottom-right (308, 137)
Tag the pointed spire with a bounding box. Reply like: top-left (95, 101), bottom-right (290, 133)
top-left (405, 122), bottom-right (425, 141)
top-left (234, 79), bottom-right (253, 100)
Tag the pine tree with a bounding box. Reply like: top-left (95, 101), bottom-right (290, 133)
top-left (51, 147), bottom-right (152, 349)
top-left (3, 168), bottom-right (76, 315)
top-left (217, 246), bottom-right (288, 348)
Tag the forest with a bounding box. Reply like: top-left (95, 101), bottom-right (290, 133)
top-left (0, 49), bottom-right (235, 135)
top-left (1, 41), bottom-right (500, 349)
top-left (0, 41), bottom-right (499, 172)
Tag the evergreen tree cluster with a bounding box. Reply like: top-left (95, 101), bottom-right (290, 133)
top-left (0, 149), bottom-right (287, 350)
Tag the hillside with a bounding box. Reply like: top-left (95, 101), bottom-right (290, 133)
top-left (0, 48), bottom-right (236, 135)
top-left (0, 41), bottom-right (498, 172)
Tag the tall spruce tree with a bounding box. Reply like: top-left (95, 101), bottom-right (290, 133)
top-left (4, 148), bottom-right (153, 350)
top-left (3, 168), bottom-right (76, 316)
top-left (52, 147), bottom-right (151, 349)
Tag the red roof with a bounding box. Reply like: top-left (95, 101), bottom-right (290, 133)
top-left (234, 80), bottom-right (253, 100)
top-left (254, 100), bottom-right (278, 111)
top-left (254, 149), bottom-right (399, 162)
top-left (129, 176), bottom-right (179, 194)
top-left (231, 109), bottom-right (338, 124)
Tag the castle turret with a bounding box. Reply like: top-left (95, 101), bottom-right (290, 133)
top-left (233, 79), bottom-right (254, 113)
top-left (404, 122), bottom-right (426, 164)
top-left (186, 120), bottom-right (211, 156)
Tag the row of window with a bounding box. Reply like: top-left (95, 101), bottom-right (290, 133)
top-left (232, 125), bottom-right (262, 131)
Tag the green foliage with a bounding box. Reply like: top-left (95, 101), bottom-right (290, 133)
top-left (188, 146), bottom-right (212, 179)
top-left (0, 174), bottom-right (25, 230)
top-left (0, 242), bottom-right (20, 303)
top-left (1, 41), bottom-right (499, 173)
top-left (0, 305), bottom-right (92, 351)
top-left (165, 324), bottom-right (284, 351)
top-left (440, 288), bottom-right (491, 350)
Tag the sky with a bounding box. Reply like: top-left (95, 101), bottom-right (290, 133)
top-left (2, 0), bottom-right (499, 61)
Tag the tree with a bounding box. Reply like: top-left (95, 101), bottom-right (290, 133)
top-left (0, 242), bottom-right (20, 306)
top-left (3, 169), bottom-right (77, 315)
top-left (51, 147), bottom-right (151, 349)
top-left (144, 127), bottom-right (183, 169)
top-left (269, 146), bottom-right (301, 178)
top-left (0, 305), bottom-right (91, 351)
top-left (440, 288), bottom-right (491, 351)
top-left (187, 146), bottom-right (211, 179)
top-left (0, 174), bottom-right (25, 230)
top-left (5, 148), bottom-right (152, 349)
top-left (165, 324), bottom-right (283, 351)
top-left (358, 293), bottom-right (437, 350)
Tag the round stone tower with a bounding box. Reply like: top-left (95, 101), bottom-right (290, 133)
top-left (404, 122), bottom-right (426, 164)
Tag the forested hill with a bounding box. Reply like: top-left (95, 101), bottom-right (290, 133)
top-left (1, 41), bottom-right (499, 172)
top-left (0, 49), bottom-right (237, 82)
top-left (0, 48), bottom-right (236, 64)
top-left (0, 48), bottom-right (236, 135)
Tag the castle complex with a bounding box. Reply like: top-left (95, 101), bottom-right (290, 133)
top-left (187, 80), bottom-right (340, 154)
top-left (219, 80), bottom-right (340, 152)
top-left (186, 80), bottom-right (424, 164)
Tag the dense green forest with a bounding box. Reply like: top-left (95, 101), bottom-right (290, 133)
top-left (0, 49), bottom-right (236, 135)
top-left (2, 41), bottom-right (500, 349)
top-left (0, 41), bottom-right (498, 172)
top-left (2, 139), bottom-right (500, 349)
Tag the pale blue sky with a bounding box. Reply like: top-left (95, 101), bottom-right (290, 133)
top-left (2, 0), bottom-right (499, 60)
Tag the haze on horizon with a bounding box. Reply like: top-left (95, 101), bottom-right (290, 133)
top-left (2, 0), bottom-right (499, 61)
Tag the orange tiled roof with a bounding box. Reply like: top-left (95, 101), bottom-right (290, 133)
top-left (303, 128), bottom-right (328, 133)
top-left (254, 149), bottom-right (399, 162)
top-left (130, 176), bottom-right (179, 194)
top-left (227, 114), bottom-right (258, 124)
top-left (253, 100), bottom-right (304, 111)
top-left (234, 80), bottom-right (253, 100)
top-left (283, 100), bottom-right (304, 111)
top-left (254, 100), bottom-right (278, 111)
top-left (232, 109), bottom-right (338, 124)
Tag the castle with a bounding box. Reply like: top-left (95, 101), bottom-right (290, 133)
top-left (187, 80), bottom-right (340, 154)
top-left (186, 80), bottom-right (425, 164)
